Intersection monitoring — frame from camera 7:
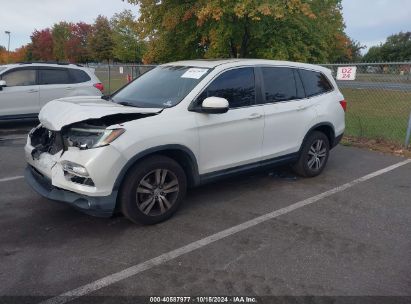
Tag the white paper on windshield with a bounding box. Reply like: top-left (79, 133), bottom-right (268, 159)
top-left (181, 68), bottom-right (209, 79)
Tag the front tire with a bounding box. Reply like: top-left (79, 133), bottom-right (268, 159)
top-left (292, 131), bottom-right (330, 177)
top-left (120, 155), bottom-right (187, 225)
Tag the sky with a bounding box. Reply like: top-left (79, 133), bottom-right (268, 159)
top-left (0, 0), bottom-right (410, 53)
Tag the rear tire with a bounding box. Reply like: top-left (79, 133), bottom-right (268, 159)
top-left (120, 155), bottom-right (187, 225)
top-left (292, 131), bottom-right (330, 177)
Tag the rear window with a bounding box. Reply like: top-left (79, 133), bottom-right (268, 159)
top-left (39, 69), bottom-right (71, 85)
top-left (299, 69), bottom-right (333, 97)
top-left (69, 69), bottom-right (91, 83)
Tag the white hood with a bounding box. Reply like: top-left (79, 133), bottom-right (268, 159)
top-left (38, 96), bottom-right (162, 131)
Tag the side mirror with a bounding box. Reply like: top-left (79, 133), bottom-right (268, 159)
top-left (200, 97), bottom-right (229, 114)
top-left (0, 80), bottom-right (6, 90)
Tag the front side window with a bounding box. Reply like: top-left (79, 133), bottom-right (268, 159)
top-left (261, 67), bottom-right (304, 103)
top-left (39, 69), bottom-right (71, 85)
top-left (111, 66), bottom-right (210, 108)
top-left (198, 68), bottom-right (255, 108)
top-left (299, 69), bottom-right (333, 97)
top-left (1, 69), bottom-right (36, 87)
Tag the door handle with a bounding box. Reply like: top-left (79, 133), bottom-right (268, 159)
top-left (65, 87), bottom-right (74, 90)
top-left (297, 105), bottom-right (307, 111)
top-left (248, 113), bottom-right (263, 120)
top-left (27, 89), bottom-right (38, 93)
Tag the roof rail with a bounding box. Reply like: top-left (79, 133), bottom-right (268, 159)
top-left (16, 61), bottom-right (71, 65)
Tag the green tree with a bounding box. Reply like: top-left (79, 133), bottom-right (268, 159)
top-left (89, 15), bottom-right (114, 62)
top-left (111, 10), bottom-right (144, 62)
top-left (52, 22), bottom-right (72, 61)
top-left (363, 32), bottom-right (411, 62)
top-left (126, 0), bottom-right (349, 63)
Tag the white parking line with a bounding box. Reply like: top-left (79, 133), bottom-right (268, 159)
top-left (0, 176), bottom-right (24, 183)
top-left (40, 159), bottom-right (411, 304)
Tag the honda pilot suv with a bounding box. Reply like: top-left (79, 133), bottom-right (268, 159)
top-left (24, 59), bottom-right (345, 224)
top-left (0, 62), bottom-right (103, 120)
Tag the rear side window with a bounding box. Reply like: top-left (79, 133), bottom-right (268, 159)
top-left (299, 69), bottom-right (333, 97)
top-left (69, 69), bottom-right (91, 83)
top-left (1, 69), bottom-right (36, 86)
top-left (261, 67), bottom-right (304, 103)
top-left (198, 68), bottom-right (255, 108)
top-left (39, 69), bottom-right (70, 85)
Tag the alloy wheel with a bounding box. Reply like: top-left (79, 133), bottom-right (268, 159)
top-left (136, 169), bottom-right (179, 216)
top-left (307, 139), bottom-right (327, 171)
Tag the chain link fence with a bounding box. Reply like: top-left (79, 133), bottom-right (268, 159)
top-left (89, 62), bottom-right (411, 147)
top-left (322, 62), bottom-right (411, 146)
top-left (87, 63), bottom-right (156, 95)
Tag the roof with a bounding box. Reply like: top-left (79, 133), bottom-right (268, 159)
top-left (0, 63), bottom-right (84, 70)
top-left (163, 58), bottom-right (330, 73)
top-left (163, 59), bottom-right (243, 68)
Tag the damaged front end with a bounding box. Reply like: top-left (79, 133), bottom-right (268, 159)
top-left (25, 111), bottom-right (159, 217)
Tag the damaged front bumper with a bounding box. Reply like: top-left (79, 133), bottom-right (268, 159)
top-left (24, 126), bottom-right (128, 217)
top-left (25, 165), bottom-right (117, 217)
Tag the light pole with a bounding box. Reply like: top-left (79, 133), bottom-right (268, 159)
top-left (4, 31), bottom-right (11, 63)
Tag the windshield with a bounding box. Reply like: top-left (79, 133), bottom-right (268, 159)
top-left (111, 65), bottom-right (210, 108)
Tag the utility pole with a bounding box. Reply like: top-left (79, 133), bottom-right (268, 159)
top-left (5, 31), bottom-right (11, 63)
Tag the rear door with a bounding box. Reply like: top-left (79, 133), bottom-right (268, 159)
top-left (193, 67), bottom-right (265, 174)
top-left (0, 67), bottom-right (40, 117)
top-left (38, 68), bottom-right (72, 107)
top-left (259, 66), bottom-right (316, 159)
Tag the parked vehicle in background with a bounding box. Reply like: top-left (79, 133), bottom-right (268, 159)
top-left (0, 63), bottom-right (104, 120)
top-left (25, 59), bottom-right (345, 224)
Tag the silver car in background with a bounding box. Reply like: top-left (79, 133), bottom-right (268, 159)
top-left (0, 63), bottom-right (104, 120)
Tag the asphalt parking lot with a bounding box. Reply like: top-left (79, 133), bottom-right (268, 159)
top-left (1, 122), bottom-right (410, 303)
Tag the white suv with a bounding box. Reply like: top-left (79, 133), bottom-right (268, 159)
top-left (0, 63), bottom-right (103, 120)
top-left (24, 59), bottom-right (345, 224)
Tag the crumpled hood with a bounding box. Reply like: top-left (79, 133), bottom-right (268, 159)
top-left (38, 96), bottom-right (162, 131)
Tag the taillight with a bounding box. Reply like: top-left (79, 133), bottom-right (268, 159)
top-left (339, 99), bottom-right (347, 112)
top-left (93, 83), bottom-right (104, 92)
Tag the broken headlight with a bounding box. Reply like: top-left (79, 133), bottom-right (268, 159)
top-left (65, 127), bottom-right (125, 149)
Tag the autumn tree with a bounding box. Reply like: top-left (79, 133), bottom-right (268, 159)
top-left (126, 0), bottom-right (349, 63)
top-left (89, 15), bottom-right (114, 62)
top-left (0, 45), bottom-right (7, 64)
top-left (10, 45), bottom-right (29, 62)
top-left (111, 10), bottom-right (144, 62)
top-left (65, 22), bottom-right (93, 63)
top-left (30, 29), bottom-right (54, 61)
top-left (52, 22), bottom-right (72, 61)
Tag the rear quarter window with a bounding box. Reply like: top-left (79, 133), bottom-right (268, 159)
top-left (299, 69), bottom-right (333, 97)
top-left (69, 69), bottom-right (91, 83)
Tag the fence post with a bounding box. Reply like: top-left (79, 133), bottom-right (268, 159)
top-left (405, 111), bottom-right (411, 148)
top-left (108, 64), bottom-right (111, 95)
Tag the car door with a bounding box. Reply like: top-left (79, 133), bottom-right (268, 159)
top-left (38, 68), bottom-right (72, 107)
top-left (193, 67), bottom-right (265, 174)
top-left (0, 67), bottom-right (40, 117)
top-left (259, 66), bottom-right (317, 159)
